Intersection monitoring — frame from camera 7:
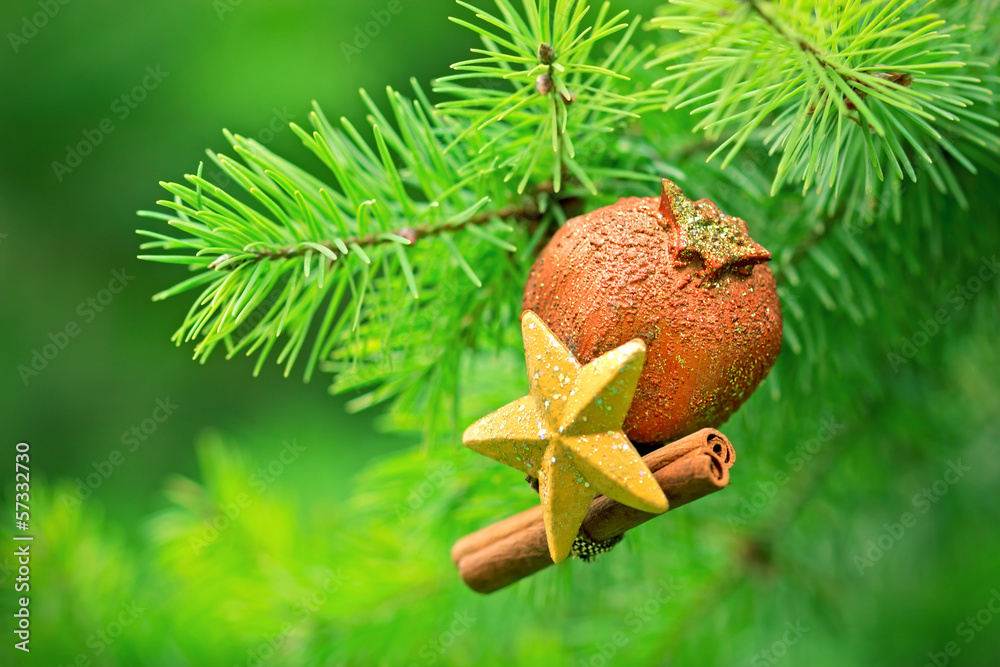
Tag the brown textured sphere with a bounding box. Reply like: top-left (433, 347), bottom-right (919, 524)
top-left (523, 179), bottom-right (783, 445)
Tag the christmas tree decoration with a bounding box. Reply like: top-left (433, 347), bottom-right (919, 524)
top-left (523, 179), bottom-right (783, 445)
top-left (462, 311), bottom-right (668, 563)
top-left (4, 0), bottom-right (998, 658)
top-left (453, 428), bottom-right (735, 593)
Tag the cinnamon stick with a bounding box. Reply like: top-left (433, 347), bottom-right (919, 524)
top-left (643, 428), bottom-right (735, 472)
top-left (451, 506), bottom-right (544, 566)
top-left (582, 447), bottom-right (728, 542)
top-left (453, 429), bottom-right (734, 594)
top-left (451, 428), bottom-right (731, 565)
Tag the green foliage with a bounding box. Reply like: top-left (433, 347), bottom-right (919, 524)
top-left (137, 1), bottom-right (999, 437)
top-left (96, 4), bottom-right (1000, 662)
top-left (437, 0), bottom-right (648, 193)
top-left (8, 291), bottom-right (1000, 665)
top-left (138, 83), bottom-right (509, 378)
top-left (137, 82), bottom-right (537, 437)
top-left (650, 0), bottom-right (1000, 196)
top-left (137, 0), bottom-right (674, 439)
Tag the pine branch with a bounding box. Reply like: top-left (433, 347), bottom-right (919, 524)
top-left (136, 0), bottom-right (661, 438)
top-left (435, 0), bottom-right (652, 193)
top-left (137, 81), bottom-right (531, 389)
top-left (211, 202), bottom-right (538, 267)
top-left (136, 0), bottom-right (1000, 435)
top-left (649, 0), bottom-right (1000, 195)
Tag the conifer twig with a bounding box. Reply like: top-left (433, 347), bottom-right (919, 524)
top-left (214, 203), bottom-right (539, 268)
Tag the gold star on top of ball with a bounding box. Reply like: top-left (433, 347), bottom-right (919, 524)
top-left (463, 311), bottom-right (668, 563)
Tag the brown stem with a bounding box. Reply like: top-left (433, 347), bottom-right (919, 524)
top-left (746, 0), bottom-right (824, 61)
top-left (217, 203), bottom-right (539, 268)
top-left (746, 0), bottom-right (913, 112)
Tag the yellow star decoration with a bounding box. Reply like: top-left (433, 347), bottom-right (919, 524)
top-left (463, 311), bottom-right (668, 563)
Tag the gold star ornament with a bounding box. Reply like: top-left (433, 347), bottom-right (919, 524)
top-left (463, 311), bottom-right (668, 563)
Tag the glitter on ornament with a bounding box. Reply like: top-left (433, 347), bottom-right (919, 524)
top-left (462, 311), bottom-right (668, 564)
top-left (523, 179), bottom-right (783, 445)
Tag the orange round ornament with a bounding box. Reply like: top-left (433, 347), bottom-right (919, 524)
top-left (523, 179), bottom-right (783, 445)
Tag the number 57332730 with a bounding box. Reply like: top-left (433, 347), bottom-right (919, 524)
top-left (14, 442), bottom-right (30, 529)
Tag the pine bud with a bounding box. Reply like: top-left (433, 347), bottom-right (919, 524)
top-left (536, 73), bottom-right (553, 96)
top-left (397, 227), bottom-right (419, 245)
top-left (209, 254), bottom-right (235, 271)
top-left (537, 42), bottom-right (556, 65)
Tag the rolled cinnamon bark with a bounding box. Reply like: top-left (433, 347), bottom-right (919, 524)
top-left (643, 428), bottom-right (735, 472)
top-left (451, 428), bottom-right (731, 565)
top-left (451, 505), bottom-right (543, 566)
top-left (582, 447), bottom-right (728, 542)
top-left (454, 434), bottom-right (733, 594)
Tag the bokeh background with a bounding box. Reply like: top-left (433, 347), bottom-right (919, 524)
top-left (1, 0), bottom-right (462, 522)
top-left (2, 1), bottom-right (999, 666)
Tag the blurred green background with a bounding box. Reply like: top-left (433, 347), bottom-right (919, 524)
top-left (2, 1), bottom-right (1000, 666)
top-left (0, 0), bottom-right (465, 522)
top-left (0, 0), bottom-right (459, 661)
